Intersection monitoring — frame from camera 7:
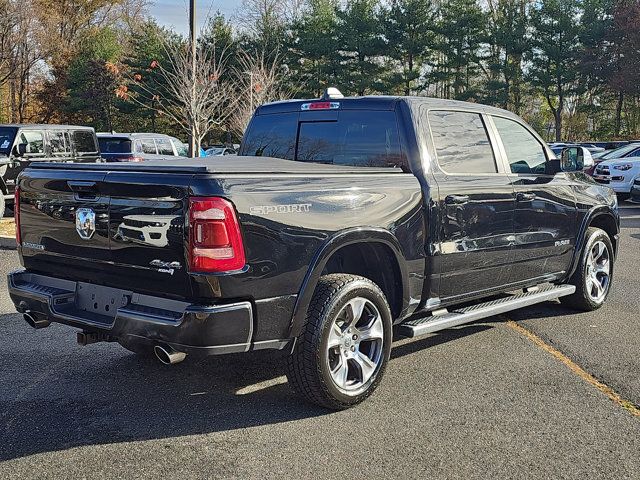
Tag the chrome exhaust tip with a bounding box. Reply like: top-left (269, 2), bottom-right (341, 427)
top-left (154, 345), bottom-right (187, 365)
top-left (23, 313), bottom-right (50, 329)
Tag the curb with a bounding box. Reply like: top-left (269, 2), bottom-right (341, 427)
top-left (0, 236), bottom-right (16, 250)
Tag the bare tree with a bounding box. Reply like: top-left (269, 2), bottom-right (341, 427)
top-left (119, 38), bottom-right (236, 156)
top-left (229, 50), bottom-right (295, 138)
top-left (0, 1), bottom-right (44, 122)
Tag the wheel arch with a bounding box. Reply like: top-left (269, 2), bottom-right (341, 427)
top-left (289, 228), bottom-right (410, 338)
top-left (566, 207), bottom-right (619, 280)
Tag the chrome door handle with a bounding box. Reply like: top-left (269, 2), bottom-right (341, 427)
top-left (516, 192), bottom-right (536, 202)
top-left (445, 194), bottom-right (470, 205)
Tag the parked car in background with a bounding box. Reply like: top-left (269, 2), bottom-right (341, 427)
top-left (590, 141), bottom-right (632, 151)
top-left (205, 146), bottom-right (236, 156)
top-left (576, 143), bottom-right (605, 155)
top-left (593, 152), bottom-right (640, 199)
top-left (592, 142), bottom-right (640, 160)
top-left (630, 176), bottom-right (640, 203)
top-left (98, 133), bottom-right (189, 162)
top-left (549, 143), bottom-right (603, 156)
top-left (0, 124), bottom-right (100, 216)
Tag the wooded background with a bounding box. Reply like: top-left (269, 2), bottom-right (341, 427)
top-left (1, 0), bottom-right (639, 144)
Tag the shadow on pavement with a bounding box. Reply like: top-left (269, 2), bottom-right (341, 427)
top-left (0, 310), bottom-right (499, 462)
top-left (0, 326), bottom-right (327, 461)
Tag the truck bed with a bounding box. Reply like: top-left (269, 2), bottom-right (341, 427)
top-left (29, 156), bottom-right (402, 175)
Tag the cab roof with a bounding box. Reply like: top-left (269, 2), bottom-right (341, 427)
top-left (256, 95), bottom-right (520, 120)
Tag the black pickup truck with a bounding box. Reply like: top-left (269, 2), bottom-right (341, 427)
top-left (8, 91), bottom-right (619, 409)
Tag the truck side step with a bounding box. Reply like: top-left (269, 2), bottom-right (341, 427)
top-left (397, 284), bottom-right (576, 338)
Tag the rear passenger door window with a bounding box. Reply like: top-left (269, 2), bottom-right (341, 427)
top-left (156, 138), bottom-right (175, 155)
top-left (140, 139), bottom-right (157, 155)
top-left (49, 131), bottom-right (70, 156)
top-left (429, 111), bottom-right (497, 174)
top-left (492, 116), bottom-right (547, 174)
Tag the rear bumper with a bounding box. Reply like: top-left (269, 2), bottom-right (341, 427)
top-left (8, 270), bottom-right (289, 355)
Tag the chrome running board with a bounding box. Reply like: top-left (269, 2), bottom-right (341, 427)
top-left (398, 284), bottom-right (575, 338)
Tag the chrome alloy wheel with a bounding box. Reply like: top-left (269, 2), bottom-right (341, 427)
top-left (325, 297), bottom-right (385, 395)
top-left (586, 240), bottom-right (611, 303)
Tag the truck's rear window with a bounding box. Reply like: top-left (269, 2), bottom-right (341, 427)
top-left (241, 110), bottom-right (405, 168)
top-left (99, 137), bottom-right (132, 154)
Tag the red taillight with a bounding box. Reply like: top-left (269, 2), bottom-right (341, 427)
top-left (14, 186), bottom-right (21, 246)
top-left (188, 197), bottom-right (246, 273)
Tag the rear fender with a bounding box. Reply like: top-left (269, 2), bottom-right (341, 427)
top-left (289, 227), bottom-right (410, 338)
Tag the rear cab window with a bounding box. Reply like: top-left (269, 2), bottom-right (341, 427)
top-left (240, 108), bottom-right (406, 169)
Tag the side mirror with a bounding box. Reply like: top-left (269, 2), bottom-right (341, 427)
top-left (13, 143), bottom-right (27, 157)
top-left (560, 146), bottom-right (587, 172)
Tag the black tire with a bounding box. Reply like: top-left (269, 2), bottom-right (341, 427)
top-left (560, 227), bottom-right (614, 311)
top-left (285, 274), bottom-right (393, 410)
top-left (616, 192), bottom-right (630, 202)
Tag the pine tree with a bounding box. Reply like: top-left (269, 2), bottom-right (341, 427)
top-left (383, 0), bottom-right (435, 96)
top-left (484, 0), bottom-right (529, 113)
top-left (528, 0), bottom-right (582, 141)
top-left (288, 0), bottom-right (340, 97)
top-left (433, 0), bottom-right (487, 101)
top-left (336, 0), bottom-right (387, 95)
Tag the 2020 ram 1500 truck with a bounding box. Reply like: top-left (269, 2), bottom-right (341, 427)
top-left (8, 91), bottom-right (619, 409)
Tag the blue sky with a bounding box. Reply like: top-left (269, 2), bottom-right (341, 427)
top-left (150, 1), bottom-right (238, 34)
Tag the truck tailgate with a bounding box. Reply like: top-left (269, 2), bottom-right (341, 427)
top-left (19, 168), bottom-right (192, 299)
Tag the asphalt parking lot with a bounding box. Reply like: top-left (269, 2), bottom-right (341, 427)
top-left (0, 206), bottom-right (639, 479)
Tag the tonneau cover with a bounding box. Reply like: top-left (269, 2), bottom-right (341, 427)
top-left (29, 156), bottom-right (402, 175)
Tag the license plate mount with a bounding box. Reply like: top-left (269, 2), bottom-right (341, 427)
top-left (75, 282), bottom-right (129, 318)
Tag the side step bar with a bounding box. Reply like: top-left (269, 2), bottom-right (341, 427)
top-left (397, 284), bottom-right (575, 338)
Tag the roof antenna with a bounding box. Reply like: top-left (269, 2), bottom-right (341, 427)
top-left (321, 87), bottom-right (344, 100)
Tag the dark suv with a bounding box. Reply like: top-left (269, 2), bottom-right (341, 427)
top-left (0, 124), bottom-right (100, 216)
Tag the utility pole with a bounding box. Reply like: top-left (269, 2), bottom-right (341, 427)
top-left (189, 0), bottom-right (198, 157)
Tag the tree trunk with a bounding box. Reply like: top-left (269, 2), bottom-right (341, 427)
top-left (555, 110), bottom-right (562, 142)
top-left (615, 91), bottom-right (624, 137)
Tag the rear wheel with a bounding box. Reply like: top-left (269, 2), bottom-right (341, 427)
top-left (561, 227), bottom-right (613, 311)
top-left (285, 274), bottom-right (392, 410)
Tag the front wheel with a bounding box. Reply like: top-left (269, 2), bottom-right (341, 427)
top-left (561, 227), bottom-right (614, 311)
top-left (285, 274), bottom-right (393, 410)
